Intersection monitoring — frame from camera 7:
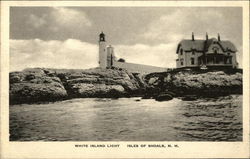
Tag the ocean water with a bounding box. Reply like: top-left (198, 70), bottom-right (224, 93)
top-left (10, 95), bottom-right (242, 141)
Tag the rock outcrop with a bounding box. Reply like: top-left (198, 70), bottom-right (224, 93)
top-left (10, 68), bottom-right (68, 104)
top-left (9, 68), bottom-right (242, 104)
top-left (57, 68), bottom-right (146, 98)
top-left (9, 68), bottom-right (146, 104)
top-left (144, 70), bottom-right (242, 98)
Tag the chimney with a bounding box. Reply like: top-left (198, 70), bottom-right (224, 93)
top-left (206, 32), bottom-right (208, 40)
top-left (192, 32), bottom-right (194, 41)
top-left (218, 33), bottom-right (221, 41)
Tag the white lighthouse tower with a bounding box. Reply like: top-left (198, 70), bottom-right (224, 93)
top-left (99, 32), bottom-right (107, 68)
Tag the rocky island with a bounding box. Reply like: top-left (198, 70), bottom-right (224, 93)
top-left (9, 67), bottom-right (242, 104)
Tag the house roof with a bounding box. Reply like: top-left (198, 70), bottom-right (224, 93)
top-left (176, 38), bottom-right (237, 53)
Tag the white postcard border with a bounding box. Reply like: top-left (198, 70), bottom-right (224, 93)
top-left (1, 1), bottom-right (249, 158)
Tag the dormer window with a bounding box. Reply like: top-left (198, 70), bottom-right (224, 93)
top-left (212, 46), bottom-right (219, 54)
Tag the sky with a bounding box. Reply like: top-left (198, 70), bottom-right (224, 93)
top-left (10, 7), bottom-right (242, 71)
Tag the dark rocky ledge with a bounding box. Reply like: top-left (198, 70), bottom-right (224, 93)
top-left (9, 67), bottom-right (242, 104)
top-left (144, 69), bottom-right (242, 100)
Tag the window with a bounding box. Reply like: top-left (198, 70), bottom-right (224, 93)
top-left (192, 51), bottom-right (195, 55)
top-left (191, 58), bottom-right (195, 65)
top-left (229, 57), bottom-right (232, 64)
top-left (180, 49), bottom-right (183, 55)
top-left (224, 57), bottom-right (227, 64)
top-left (180, 58), bottom-right (184, 66)
top-left (228, 53), bottom-right (230, 56)
top-left (212, 47), bottom-right (219, 54)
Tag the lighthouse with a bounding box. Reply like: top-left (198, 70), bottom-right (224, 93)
top-left (99, 32), bottom-right (107, 68)
top-left (97, 32), bottom-right (167, 73)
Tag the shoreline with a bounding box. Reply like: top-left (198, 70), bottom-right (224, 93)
top-left (9, 67), bottom-right (242, 105)
top-left (9, 94), bottom-right (243, 106)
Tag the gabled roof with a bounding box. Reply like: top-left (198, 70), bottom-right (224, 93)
top-left (176, 38), bottom-right (237, 53)
top-left (219, 40), bottom-right (237, 52)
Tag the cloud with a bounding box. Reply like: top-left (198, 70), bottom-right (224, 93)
top-left (114, 43), bottom-right (177, 68)
top-left (137, 8), bottom-right (242, 68)
top-left (141, 9), bottom-right (226, 43)
top-left (26, 7), bottom-right (92, 33)
top-left (10, 38), bottom-right (177, 72)
top-left (10, 7), bottom-right (242, 70)
top-left (27, 14), bottom-right (47, 28)
top-left (10, 38), bottom-right (242, 71)
top-left (50, 7), bottom-right (92, 31)
top-left (141, 8), bottom-right (241, 44)
top-left (10, 39), bottom-right (98, 71)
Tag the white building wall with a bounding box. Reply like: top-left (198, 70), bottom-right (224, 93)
top-left (184, 51), bottom-right (187, 67)
top-left (106, 45), bottom-right (113, 68)
top-left (232, 53), bottom-right (237, 68)
top-left (184, 52), bottom-right (202, 67)
top-left (113, 61), bottom-right (167, 74)
top-left (176, 59), bottom-right (180, 68)
top-left (176, 47), bottom-right (187, 68)
top-left (99, 42), bottom-right (107, 68)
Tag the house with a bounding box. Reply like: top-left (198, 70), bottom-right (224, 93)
top-left (176, 33), bottom-right (238, 69)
